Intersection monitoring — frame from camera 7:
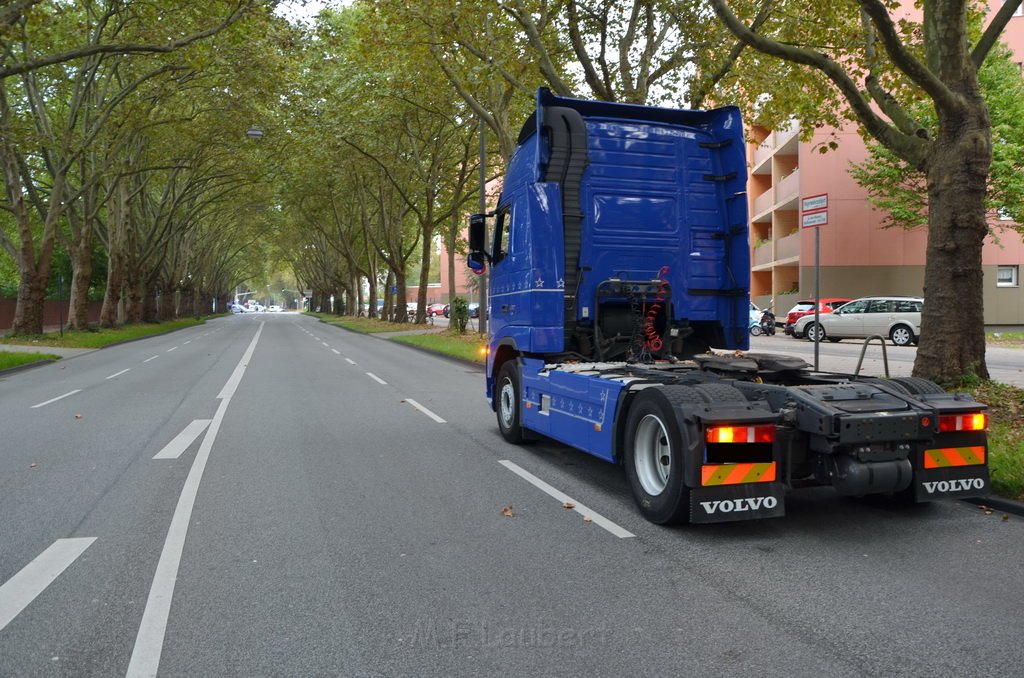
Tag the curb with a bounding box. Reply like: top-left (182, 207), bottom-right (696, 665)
top-left (0, 357), bottom-right (59, 378)
top-left (962, 496), bottom-right (1024, 518)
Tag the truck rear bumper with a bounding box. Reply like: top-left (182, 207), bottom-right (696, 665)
top-left (912, 464), bottom-right (990, 501)
top-left (690, 482), bottom-right (786, 523)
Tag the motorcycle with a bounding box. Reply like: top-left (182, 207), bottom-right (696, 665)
top-left (749, 317), bottom-right (763, 336)
top-left (758, 308), bottom-right (776, 336)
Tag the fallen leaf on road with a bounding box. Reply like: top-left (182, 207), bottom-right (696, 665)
top-left (500, 505), bottom-right (514, 517)
top-left (74, 414), bottom-right (82, 419)
top-left (562, 502), bottom-right (575, 509)
top-left (583, 516), bottom-right (592, 523)
top-left (30, 463), bottom-right (37, 469)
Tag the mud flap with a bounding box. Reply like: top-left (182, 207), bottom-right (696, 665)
top-left (690, 482), bottom-right (786, 524)
top-left (913, 466), bottom-right (990, 502)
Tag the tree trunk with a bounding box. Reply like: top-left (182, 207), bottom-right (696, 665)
top-left (67, 235), bottom-right (94, 330)
top-left (125, 275), bottom-right (143, 323)
top-left (143, 284), bottom-right (160, 323)
top-left (394, 273), bottom-right (408, 324)
top-left (11, 273), bottom-right (47, 335)
top-left (100, 248), bottom-right (125, 327)
top-left (914, 104), bottom-right (991, 383)
top-left (415, 227), bottom-right (432, 324)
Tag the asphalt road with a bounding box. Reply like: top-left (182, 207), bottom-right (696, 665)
top-left (2, 313), bottom-right (1023, 676)
top-left (745, 332), bottom-right (1024, 386)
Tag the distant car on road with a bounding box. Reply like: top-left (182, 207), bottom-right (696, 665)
top-left (426, 303), bottom-right (446, 317)
top-left (793, 295), bottom-right (923, 346)
top-left (268, 305), bottom-right (282, 313)
top-left (249, 303), bottom-right (265, 313)
top-left (784, 298), bottom-right (852, 337)
top-left (230, 304), bottom-right (244, 314)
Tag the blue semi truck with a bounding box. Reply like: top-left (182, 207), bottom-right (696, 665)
top-left (467, 88), bottom-right (989, 524)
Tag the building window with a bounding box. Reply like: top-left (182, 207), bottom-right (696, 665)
top-left (997, 265), bottom-right (1019, 287)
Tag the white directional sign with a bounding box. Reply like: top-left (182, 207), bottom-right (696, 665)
top-left (801, 193), bottom-right (828, 228)
top-left (802, 194), bottom-right (828, 212)
top-left (802, 211), bottom-right (828, 228)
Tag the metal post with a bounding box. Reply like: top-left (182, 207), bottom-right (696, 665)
top-left (478, 115), bottom-right (488, 335)
top-left (58, 273), bottom-right (64, 337)
top-left (813, 226), bottom-right (820, 371)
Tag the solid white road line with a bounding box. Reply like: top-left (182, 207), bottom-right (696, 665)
top-left (217, 322), bottom-right (263, 400)
top-left (105, 369), bottom-right (130, 380)
top-left (152, 420), bottom-right (212, 460)
top-left (366, 372), bottom-right (387, 385)
top-left (345, 358), bottom-right (356, 365)
top-left (0, 538), bottom-right (97, 632)
top-left (405, 399), bottom-right (446, 423)
top-left (498, 460), bottom-right (635, 539)
top-left (30, 390), bottom-right (81, 409)
top-left (127, 324), bottom-right (263, 678)
top-left (143, 355), bottom-right (159, 363)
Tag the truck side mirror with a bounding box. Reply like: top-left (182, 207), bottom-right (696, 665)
top-left (467, 251), bottom-right (487, 274)
top-left (468, 213), bottom-right (487, 253)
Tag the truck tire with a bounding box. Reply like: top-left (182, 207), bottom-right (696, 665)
top-left (623, 386), bottom-right (701, 525)
top-left (496, 361), bottom-right (525, 444)
top-left (890, 377), bottom-right (945, 395)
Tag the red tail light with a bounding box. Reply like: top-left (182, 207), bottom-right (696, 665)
top-left (938, 413), bottom-right (987, 432)
top-left (706, 424), bottom-right (775, 444)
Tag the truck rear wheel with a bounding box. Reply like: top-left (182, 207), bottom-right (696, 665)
top-left (496, 361), bottom-right (525, 444)
top-left (890, 377), bottom-right (945, 395)
top-left (624, 386), bottom-right (701, 525)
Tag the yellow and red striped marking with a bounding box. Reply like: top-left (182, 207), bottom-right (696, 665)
top-left (702, 462), bottom-right (776, 486)
top-left (923, 446), bottom-right (986, 469)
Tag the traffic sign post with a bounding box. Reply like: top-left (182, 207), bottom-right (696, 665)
top-left (800, 194), bottom-right (828, 371)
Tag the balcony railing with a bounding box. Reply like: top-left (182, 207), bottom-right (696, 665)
top-left (752, 189), bottom-right (773, 217)
top-left (753, 141), bottom-right (772, 166)
top-left (753, 244), bottom-right (773, 267)
top-left (777, 231), bottom-right (800, 260)
top-left (775, 169), bottom-right (800, 204)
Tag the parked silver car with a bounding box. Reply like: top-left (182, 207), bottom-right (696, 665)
top-left (793, 296), bottom-right (923, 346)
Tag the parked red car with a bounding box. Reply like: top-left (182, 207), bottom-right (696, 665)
top-left (784, 298), bottom-right (852, 338)
top-left (426, 303), bottom-right (447, 317)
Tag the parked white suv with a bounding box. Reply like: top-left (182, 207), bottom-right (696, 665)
top-left (793, 296), bottom-right (923, 346)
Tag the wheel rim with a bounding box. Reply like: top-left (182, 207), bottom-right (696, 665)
top-left (808, 324), bottom-right (821, 341)
top-left (634, 414), bottom-right (672, 496)
top-left (498, 379), bottom-right (516, 429)
top-left (892, 327), bottom-right (910, 345)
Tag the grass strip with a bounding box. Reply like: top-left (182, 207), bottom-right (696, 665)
top-left (963, 380), bottom-right (1024, 502)
top-left (391, 331), bottom-right (488, 364)
top-left (0, 317), bottom-right (210, 349)
top-left (0, 351), bottom-right (60, 370)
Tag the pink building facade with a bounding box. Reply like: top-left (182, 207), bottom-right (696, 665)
top-left (748, 4), bottom-right (1024, 328)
